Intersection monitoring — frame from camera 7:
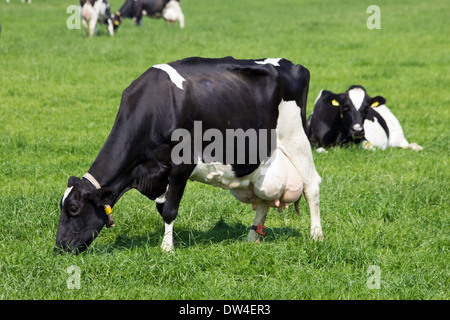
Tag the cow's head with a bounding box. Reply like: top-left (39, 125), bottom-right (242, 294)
top-left (55, 176), bottom-right (114, 254)
top-left (111, 12), bottom-right (123, 30)
top-left (327, 85), bottom-right (386, 141)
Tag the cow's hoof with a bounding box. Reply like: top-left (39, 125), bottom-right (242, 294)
top-left (310, 229), bottom-right (325, 241)
top-left (405, 143), bottom-right (423, 151)
top-left (247, 230), bottom-right (263, 243)
top-left (161, 242), bottom-right (175, 252)
top-left (161, 237), bottom-right (176, 252)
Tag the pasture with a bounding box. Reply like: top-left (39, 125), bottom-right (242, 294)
top-left (0, 0), bottom-right (448, 300)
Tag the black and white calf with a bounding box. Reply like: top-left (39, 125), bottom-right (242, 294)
top-left (80, 0), bottom-right (114, 37)
top-left (306, 85), bottom-right (422, 150)
top-left (111, 0), bottom-right (184, 30)
top-left (55, 56), bottom-right (323, 254)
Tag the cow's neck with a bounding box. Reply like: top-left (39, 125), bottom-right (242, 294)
top-left (87, 124), bottom-right (139, 206)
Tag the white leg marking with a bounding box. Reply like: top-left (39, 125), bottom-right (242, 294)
top-left (161, 221), bottom-right (175, 252)
top-left (152, 64), bottom-right (186, 90)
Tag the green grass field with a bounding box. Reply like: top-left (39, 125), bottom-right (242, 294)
top-left (0, 0), bottom-right (448, 300)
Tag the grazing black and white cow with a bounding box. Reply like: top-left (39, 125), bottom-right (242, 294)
top-left (363, 104), bottom-right (423, 150)
top-left (306, 85), bottom-right (386, 148)
top-left (81, 0), bottom-right (114, 37)
top-left (55, 56), bottom-right (323, 254)
top-left (111, 0), bottom-right (184, 30)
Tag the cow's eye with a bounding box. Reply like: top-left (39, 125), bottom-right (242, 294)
top-left (70, 205), bottom-right (78, 213)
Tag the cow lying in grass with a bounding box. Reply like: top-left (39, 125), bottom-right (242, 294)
top-left (306, 85), bottom-right (422, 151)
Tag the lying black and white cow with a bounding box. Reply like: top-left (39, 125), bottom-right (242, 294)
top-left (55, 56), bottom-right (323, 253)
top-left (306, 85), bottom-right (422, 150)
top-left (111, 0), bottom-right (184, 30)
top-left (80, 0), bottom-right (114, 37)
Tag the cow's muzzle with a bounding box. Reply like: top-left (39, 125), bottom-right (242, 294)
top-left (351, 124), bottom-right (364, 139)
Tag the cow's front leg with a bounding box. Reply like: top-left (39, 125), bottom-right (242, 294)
top-left (247, 201), bottom-right (270, 243)
top-left (157, 165), bottom-right (195, 252)
top-left (161, 220), bottom-right (175, 252)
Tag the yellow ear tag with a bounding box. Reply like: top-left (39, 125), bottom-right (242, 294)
top-left (371, 101), bottom-right (380, 108)
top-left (331, 99), bottom-right (339, 106)
top-left (114, 20), bottom-right (119, 25)
top-left (104, 205), bottom-right (112, 215)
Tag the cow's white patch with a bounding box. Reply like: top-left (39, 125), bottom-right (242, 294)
top-left (255, 58), bottom-right (281, 67)
top-left (363, 117), bottom-right (388, 150)
top-left (371, 104), bottom-right (409, 148)
top-left (189, 161), bottom-right (248, 189)
top-left (62, 186), bottom-right (73, 205)
top-left (162, 0), bottom-right (185, 28)
top-left (152, 63), bottom-right (186, 90)
top-left (154, 185), bottom-right (169, 204)
top-left (348, 87), bottom-right (365, 110)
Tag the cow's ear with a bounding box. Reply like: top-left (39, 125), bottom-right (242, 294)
top-left (85, 188), bottom-right (116, 207)
top-left (68, 176), bottom-right (82, 188)
top-left (327, 94), bottom-right (344, 107)
top-left (370, 96), bottom-right (386, 108)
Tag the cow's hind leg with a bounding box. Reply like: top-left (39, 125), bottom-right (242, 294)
top-left (247, 201), bottom-right (270, 243)
top-left (304, 172), bottom-right (324, 240)
top-left (157, 165), bottom-right (195, 252)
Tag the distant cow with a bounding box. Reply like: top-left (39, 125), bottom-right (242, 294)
top-left (55, 56), bottom-right (323, 254)
top-left (111, 0), bottom-right (184, 30)
top-left (306, 85), bottom-right (422, 150)
top-left (80, 0), bottom-right (114, 37)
